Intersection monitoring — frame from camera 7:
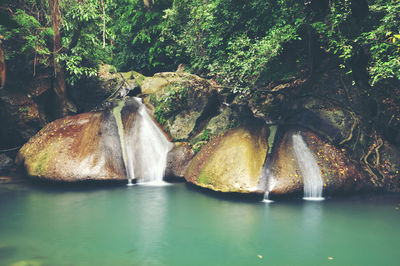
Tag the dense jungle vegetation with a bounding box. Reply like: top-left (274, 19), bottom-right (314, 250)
top-left (0, 0), bottom-right (400, 122)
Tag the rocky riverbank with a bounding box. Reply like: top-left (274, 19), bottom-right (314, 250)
top-left (7, 64), bottom-right (400, 197)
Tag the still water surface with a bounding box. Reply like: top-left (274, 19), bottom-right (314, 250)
top-left (0, 180), bottom-right (399, 266)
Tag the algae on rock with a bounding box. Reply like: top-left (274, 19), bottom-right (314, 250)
top-left (185, 124), bottom-right (268, 193)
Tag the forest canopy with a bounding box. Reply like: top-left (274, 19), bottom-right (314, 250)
top-left (0, 0), bottom-right (399, 91)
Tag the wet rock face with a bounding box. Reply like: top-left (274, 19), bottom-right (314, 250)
top-left (165, 142), bottom-right (194, 180)
top-left (269, 130), bottom-right (369, 196)
top-left (16, 111), bottom-right (127, 181)
top-left (16, 97), bottom-right (173, 183)
top-left (185, 123), bottom-right (268, 193)
top-left (0, 92), bottom-right (44, 149)
top-left (377, 142), bottom-right (400, 192)
top-left (290, 103), bottom-right (355, 144)
top-left (142, 72), bottom-right (220, 140)
top-left (15, 99), bottom-right (145, 182)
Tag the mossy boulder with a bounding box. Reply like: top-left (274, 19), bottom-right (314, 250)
top-left (204, 104), bottom-right (254, 136)
top-left (16, 111), bottom-right (126, 181)
top-left (269, 129), bottom-right (370, 196)
top-left (15, 98), bottom-right (153, 182)
top-left (185, 123), bottom-right (268, 193)
top-left (142, 72), bottom-right (220, 140)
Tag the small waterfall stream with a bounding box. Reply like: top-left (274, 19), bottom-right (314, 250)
top-left (113, 97), bottom-right (173, 185)
top-left (261, 125), bottom-right (278, 203)
top-left (112, 98), bottom-right (135, 185)
top-left (292, 134), bottom-right (324, 200)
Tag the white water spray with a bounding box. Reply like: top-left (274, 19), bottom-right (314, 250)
top-left (292, 134), bottom-right (324, 200)
top-left (129, 98), bottom-right (173, 184)
top-left (113, 97), bottom-right (173, 185)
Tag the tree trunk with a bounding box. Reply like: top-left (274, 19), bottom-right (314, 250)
top-left (0, 37), bottom-right (6, 89)
top-left (48, 0), bottom-right (68, 117)
top-left (101, 0), bottom-right (106, 48)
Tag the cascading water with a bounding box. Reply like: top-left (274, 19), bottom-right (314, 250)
top-left (113, 97), bottom-right (173, 185)
top-left (112, 98), bottom-right (135, 186)
top-left (129, 98), bottom-right (173, 184)
top-left (292, 134), bottom-right (324, 200)
top-left (261, 125), bottom-right (278, 203)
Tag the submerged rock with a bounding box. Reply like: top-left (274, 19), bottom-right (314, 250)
top-left (269, 129), bottom-right (369, 197)
top-left (185, 123), bottom-right (268, 193)
top-left (9, 260), bottom-right (43, 266)
top-left (0, 153), bottom-right (14, 174)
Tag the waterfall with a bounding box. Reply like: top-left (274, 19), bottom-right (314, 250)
top-left (112, 98), bottom-right (135, 185)
top-left (292, 134), bottom-right (324, 200)
top-left (261, 125), bottom-right (278, 203)
top-left (113, 97), bottom-right (173, 185)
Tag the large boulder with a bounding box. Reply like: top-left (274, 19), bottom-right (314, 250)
top-left (143, 72), bottom-right (220, 140)
top-left (185, 123), bottom-right (269, 193)
top-left (16, 97), bottom-right (173, 182)
top-left (16, 110), bottom-right (126, 181)
top-left (269, 129), bottom-right (370, 197)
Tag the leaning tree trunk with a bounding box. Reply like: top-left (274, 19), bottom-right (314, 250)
top-left (48, 0), bottom-right (68, 117)
top-left (0, 36), bottom-right (6, 89)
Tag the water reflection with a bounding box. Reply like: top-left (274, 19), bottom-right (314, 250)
top-left (1, 183), bottom-right (400, 266)
top-left (126, 186), bottom-right (168, 265)
top-left (300, 201), bottom-right (324, 247)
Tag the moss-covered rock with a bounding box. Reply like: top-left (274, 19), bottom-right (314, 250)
top-left (15, 98), bottom-right (153, 182)
top-left (16, 111), bottom-right (127, 181)
top-left (143, 72), bottom-right (220, 140)
top-left (204, 104), bottom-right (254, 136)
top-left (185, 123), bottom-right (268, 193)
top-left (269, 129), bottom-right (370, 196)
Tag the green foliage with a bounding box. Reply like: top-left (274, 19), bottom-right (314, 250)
top-left (312, 0), bottom-right (400, 85)
top-left (0, 0), bottom-right (113, 85)
top-left (191, 129), bottom-right (210, 154)
top-left (162, 0), bottom-right (304, 89)
top-left (111, 0), bottom-right (175, 74)
top-left (59, 0), bottom-right (114, 85)
top-left (18, 106), bottom-right (30, 113)
top-left (151, 84), bottom-right (190, 125)
top-left (0, 7), bottom-right (52, 65)
top-left (3, 0), bottom-right (400, 96)
top-left (192, 142), bottom-right (206, 154)
top-left (199, 129), bottom-right (210, 141)
top-left (211, 25), bottom-right (300, 89)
